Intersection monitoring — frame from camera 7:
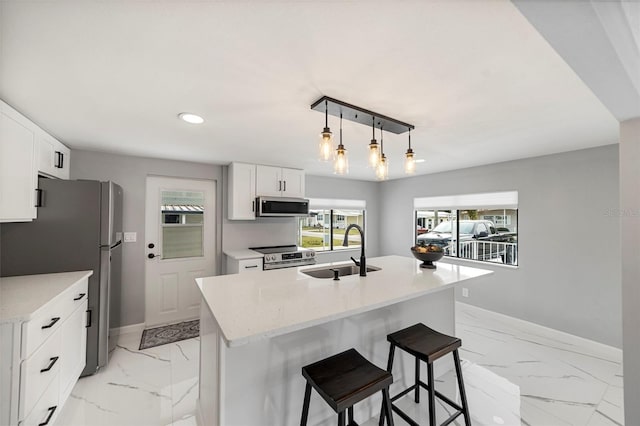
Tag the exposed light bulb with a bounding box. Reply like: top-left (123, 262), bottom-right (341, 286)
top-left (319, 127), bottom-right (333, 161)
top-left (405, 149), bottom-right (416, 174)
top-left (334, 144), bottom-right (348, 175)
top-left (368, 140), bottom-right (380, 168)
top-left (334, 112), bottom-right (348, 175)
top-left (376, 154), bottom-right (388, 180)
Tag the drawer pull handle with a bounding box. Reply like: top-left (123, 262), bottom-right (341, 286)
top-left (74, 293), bottom-right (86, 301)
top-left (38, 406), bottom-right (57, 426)
top-left (244, 265), bottom-right (258, 269)
top-left (41, 317), bottom-right (60, 329)
top-left (40, 356), bottom-right (59, 373)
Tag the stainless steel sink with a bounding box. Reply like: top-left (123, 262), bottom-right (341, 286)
top-left (301, 264), bottom-right (381, 279)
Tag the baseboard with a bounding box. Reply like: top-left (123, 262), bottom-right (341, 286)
top-left (456, 302), bottom-right (623, 358)
top-left (109, 322), bottom-right (145, 337)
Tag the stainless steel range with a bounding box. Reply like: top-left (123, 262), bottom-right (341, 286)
top-left (250, 245), bottom-right (316, 270)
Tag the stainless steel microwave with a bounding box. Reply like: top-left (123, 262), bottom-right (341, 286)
top-left (256, 196), bottom-right (309, 217)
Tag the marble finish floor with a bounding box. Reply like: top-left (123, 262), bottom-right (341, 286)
top-left (55, 303), bottom-right (624, 425)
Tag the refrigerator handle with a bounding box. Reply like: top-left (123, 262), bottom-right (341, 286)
top-left (86, 309), bottom-right (92, 328)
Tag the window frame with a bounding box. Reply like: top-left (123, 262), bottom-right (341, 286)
top-left (298, 200), bottom-right (366, 252)
top-left (413, 192), bottom-right (518, 267)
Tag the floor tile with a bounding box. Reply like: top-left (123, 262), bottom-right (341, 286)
top-left (56, 303), bottom-right (624, 426)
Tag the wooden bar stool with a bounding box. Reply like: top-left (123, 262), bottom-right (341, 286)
top-left (381, 323), bottom-right (471, 426)
top-left (300, 348), bottom-right (395, 426)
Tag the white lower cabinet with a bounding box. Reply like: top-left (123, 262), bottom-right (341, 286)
top-left (21, 374), bottom-right (59, 426)
top-left (0, 275), bottom-right (88, 426)
top-left (226, 257), bottom-right (263, 274)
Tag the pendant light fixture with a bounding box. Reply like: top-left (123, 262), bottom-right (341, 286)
top-left (334, 113), bottom-right (348, 175)
top-left (310, 96), bottom-right (414, 178)
top-left (368, 116), bottom-right (380, 168)
top-left (318, 99), bottom-right (333, 161)
top-left (375, 125), bottom-right (389, 180)
top-left (404, 127), bottom-right (416, 174)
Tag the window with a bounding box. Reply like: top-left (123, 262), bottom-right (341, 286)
top-left (161, 191), bottom-right (205, 259)
top-left (414, 192), bottom-right (518, 266)
top-left (298, 199), bottom-right (365, 252)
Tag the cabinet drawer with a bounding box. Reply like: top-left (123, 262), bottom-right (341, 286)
top-left (20, 373), bottom-right (59, 426)
top-left (19, 326), bottom-right (62, 420)
top-left (238, 258), bottom-right (262, 273)
top-left (21, 278), bottom-right (88, 358)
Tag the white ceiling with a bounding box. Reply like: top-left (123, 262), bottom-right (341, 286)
top-left (0, 0), bottom-right (619, 181)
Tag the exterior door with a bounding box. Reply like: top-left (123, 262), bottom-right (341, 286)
top-left (145, 176), bottom-right (215, 327)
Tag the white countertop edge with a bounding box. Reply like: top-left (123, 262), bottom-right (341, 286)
top-left (223, 249), bottom-right (264, 260)
top-left (222, 275), bottom-right (482, 348)
top-left (197, 257), bottom-right (493, 348)
top-left (0, 270), bottom-right (93, 323)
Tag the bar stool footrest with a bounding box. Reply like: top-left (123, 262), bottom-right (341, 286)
top-left (389, 380), bottom-right (465, 426)
top-left (391, 405), bottom-right (420, 426)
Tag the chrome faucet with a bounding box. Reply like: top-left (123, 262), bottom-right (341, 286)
top-left (343, 224), bottom-right (366, 276)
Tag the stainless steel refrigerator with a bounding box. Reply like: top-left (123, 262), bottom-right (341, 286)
top-left (0, 178), bottom-right (123, 376)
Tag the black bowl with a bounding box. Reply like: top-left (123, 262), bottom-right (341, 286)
top-left (410, 246), bottom-right (444, 269)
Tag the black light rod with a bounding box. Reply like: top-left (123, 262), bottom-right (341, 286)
top-left (311, 96), bottom-right (414, 135)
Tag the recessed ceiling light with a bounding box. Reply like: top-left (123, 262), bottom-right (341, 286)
top-left (178, 113), bottom-right (204, 124)
top-left (415, 159), bottom-right (426, 163)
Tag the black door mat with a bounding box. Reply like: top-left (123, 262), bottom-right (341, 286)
top-left (139, 319), bottom-right (199, 350)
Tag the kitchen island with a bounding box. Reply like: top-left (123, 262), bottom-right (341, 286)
top-left (195, 255), bottom-right (492, 426)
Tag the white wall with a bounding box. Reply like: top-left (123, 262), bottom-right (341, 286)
top-left (379, 145), bottom-right (622, 347)
top-left (620, 117), bottom-right (640, 423)
top-left (71, 149), bottom-right (224, 328)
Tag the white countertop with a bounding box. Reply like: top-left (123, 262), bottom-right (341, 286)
top-left (196, 255), bottom-right (493, 347)
top-left (223, 249), bottom-right (264, 260)
top-left (0, 271), bottom-right (93, 323)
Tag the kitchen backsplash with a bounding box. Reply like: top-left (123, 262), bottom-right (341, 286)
top-left (222, 217), bottom-right (297, 250)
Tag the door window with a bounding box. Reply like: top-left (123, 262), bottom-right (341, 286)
top-left (161, 190), bottom-right (205, 259)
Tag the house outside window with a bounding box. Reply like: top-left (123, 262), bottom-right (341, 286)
top-left (414, 192), bottom-right (518, 266)
top-left (298, 199), bottom-right (365, 251)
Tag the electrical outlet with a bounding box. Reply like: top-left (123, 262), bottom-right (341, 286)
top-left (462, 288), bottom-right (469, 298)
top-left (124, 232), bottom-right (137, 243)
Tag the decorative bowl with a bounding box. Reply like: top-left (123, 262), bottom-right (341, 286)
top-left (410, 245), bottom-right (444, 269)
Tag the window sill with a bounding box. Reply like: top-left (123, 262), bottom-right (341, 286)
top-left (440, 257), bottom-right (519, 270)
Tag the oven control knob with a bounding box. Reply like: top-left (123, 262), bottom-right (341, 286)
top-left (310, 252), bottom-right (315, 257)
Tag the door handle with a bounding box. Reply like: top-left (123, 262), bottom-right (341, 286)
top-left (54, 151), bottom-right (64, 168)
top-left (35, 189), bottom-right (43, 207)
top-left (38, 406), bottom-right (57, 426)
top-left (278, 180), bottom-right (282, 191)
top-left (148, 253), bottom-right (161, 259)
top-left (283, 181), bottom-right (286, 192)
top-left (41, 317), bottom-right (60, 329)
top-left (40, 356), bottom-right (59, 373)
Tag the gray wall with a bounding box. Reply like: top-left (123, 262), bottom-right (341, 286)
top-left (71, 149), bottom-right (224, 328)
top-left (620, 118), bottom-right (640, 423)
top-left (72, 152), bottom-right (381, 327)
top-left (379, 145), bottom-right (622, 347)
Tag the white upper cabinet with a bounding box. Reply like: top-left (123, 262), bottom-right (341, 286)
top-left (37, 129), bottom-right (70, 180)
top-left (228, 162), bottom-right (257, 220)
top-left (0, 99), bottom-right (71, 222)
top-left (256, 165), bottom-right (305, 198)
top-left (0, 101), bottom-right (38, 222)
top-left (280, 167), bottom-right (305, 198)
